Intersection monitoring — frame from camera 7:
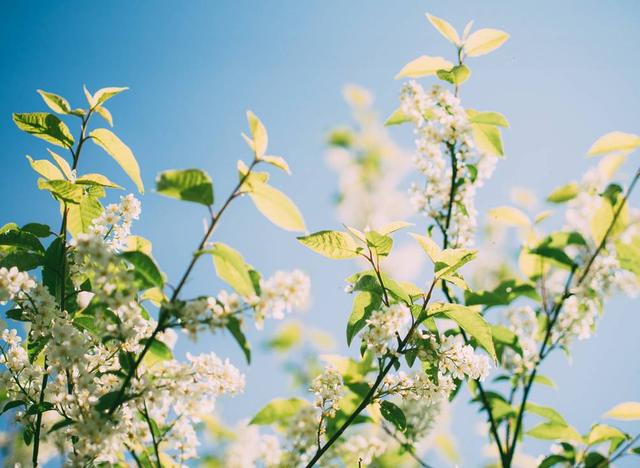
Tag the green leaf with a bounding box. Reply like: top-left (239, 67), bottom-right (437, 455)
top-left (67, 195), bottom-right (103, 237)
top-left (437, 64), bottom-right (471, 85)
top-left (526, 422), bottom-right (582, 442)
top-left (156, 169), bottom-right (214, 206)
top-left (464, 28), bottom-right (510, 57)
top-left (347, 291), bottom-right (382, 346)
top-left (467, 109), bottom-right (509, 127)
top-left (472, 122), bottom-right (504, 156)
top-left (465, 279), bottom-right (539, 309)
top-left (526, 403), bottom-right (568, 425)
top-left (426, 13), bottom-right (460, 45)
top-left (247, 182), bottom-right (305, 232)
top-left (428, 302), bottom-right (496, 360)
top-left (227, 316), bottom-right (251, 364)
top-left (87, 86), bottom-right (129, 108)
top-left (94, 105), bottom-right (113, 127)
top-left (47, 149), bottom-right (73, 179)
top-left (13, 112), bottom-right (74, 148)
top-left (145, 338), bottom-right (173, 362)
top-left (298, 230), bottom-right (359, 259)
top-left (38, 179), bottom-right (83, 203)
top-left (0, 229), bottom-right (45, 253)
top-left (265, 321), bottom-right (302, 352)
top-left (533, 374), bottom-right (557, 389)
top-left (26, 155), bottom-right (65, 180)
top-left (616, 238), bottom-right (640, 278)
top-left (547, 183), bottom-right (579, 203)
top-left (0, 250), bottom-right (44, 271)
top-left (365, 231), bottom-right (393, 257)
top-left (36, 90), bottom-right (71, 114)
top-left (120, 251), bottom-right (164, 289)
top-left (1, 400), bottom-right (26, 415)
top-left (434, 248), bottom-right (478, 278)
top-left (491, 325), bottom-right (523, 360)
top-left (380, 400), bottom-right (407, 432)
top-left (587, 131), bottom-right (640, 156)
top-left (488, 206), bottom-right (530, 227)
top-left (21, 223), bottom-right (51, 238)
top-left (250, 398), bottom-right (309, 425)
top-left (48, 418), bottom-right (75, 433)
top-left (89, 128), bottom-right (144, 193)
top-left (603, 401), bottom-right (640, 420)
top-left (384, 108), bottom-right (412, 126)
top-left (395, 55), bottom-right (454, 79)
top-left (409, 233), bottom-right (442, 263)
top-left (206, 242), bottom-right (256, 297)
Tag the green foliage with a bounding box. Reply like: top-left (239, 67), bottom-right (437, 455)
top-left (205, 242), bottom-right (257, 297)
top-left (246, 182), bottom-right (306, 232)
top-left (298, 230), bottom-right (359, 259)
top-left (526, 422), bottom-right (583, 443)
top-left (547, 182), bottom-right (579, 203)
top-left (226, 316), bottom-right (251, 364)
top-left (250, 398), bottom-right (309, 425)
top-left (604, 401), bottom-right (640, 420)
top-left (89, 128), bottom-right (144, 193)
top-left (347, 291), bottom-right (382, 345)
top-left (380, 400), bottom-right (407, 432)
top-left (156, 169), bottom-right (214, 206)
top-left (13, 112), bottom-right (74, 148)
top-left (120, 251), bottom-right (164, 289)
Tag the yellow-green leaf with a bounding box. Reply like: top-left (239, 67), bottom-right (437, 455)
top-left (409, 233), bottom-right (442, 264)
top-left (259, 155), bottom-right (290, 174)
top-left (395, 55), bottom-right (454, 79)
top-left (472, 122), bottom-right (504, 156)
top-left (526, 422), bottom-right (582, 442)
top-left (547, 182), bottom-right (579, 203)
top-left (207, 242), bottom-right (256, 297)
top-left (47, 150), bottom-right (73, 179)
top-left (76, 173), bottom-right (123, 189)
top-left (588, 424), bottom-right (627, 445)
top-left (67, 196), bottom-right (103, 237)
top-left (604, 401), bottom-right (640, 421)
top-left (245, 110), bottom-right (268, 159)
top-left (426, 13), bottom-right (460, 45)
top-left (156, 169), bottom-right (213, 205)
top-left (26, 156), bottom-right (64, 180)
top-left (384, 108), bottom-right (412, 126)
top-left (89, 128), bottom-right (144, 193)
top-left (467, 109), bottom-right (509, 127)
top-left (298, 230), bottom-right (359, 259)
top-left (13, 112), bottom-right (74, 149)
top-left (488, 206), bottom-right (530, 227)
top-left (95, 105), bottom-right (113, 127)
top-left (587, 131), bottom-right (640, 156)
top-left (250, 398), bottom-right (309, 425)
top-left (92, 86), bottom-right (129, 107)
top-left (248, 183), bottom-right (305, 232)
top-left (36, 90), bottom-right (71, 114)
top-left (464, 28), bottom-right (510, 57)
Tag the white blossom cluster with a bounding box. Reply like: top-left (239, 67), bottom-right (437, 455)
top-left (335, 433), bottom-right (387, 465)
top-left (281, 406), bottom-right (321, 465)
top-left (224, 423), bottom-right (282, 468)
top-left (178, 290), bottom-right (241, 337)
top-left (437, 334), bottom-right (491, 381)
top-left (88, 193), bottom-right (141, 251)
top-left (0, 266), bottom-right (36, 304)
top-left (309, 365), bottom-right (344, 417)
top-left (380, 371), bottom-right (455, 406)
top-left (361, 303), bottom-right (412, 356)
top-left (401, 82), bottom-right (498, 247)
top-left (502, 306), bottom-right (539, 373)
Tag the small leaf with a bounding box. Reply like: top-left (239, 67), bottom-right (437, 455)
top-left (604, 401), bottom-right (640, 421)
top-left (409, 233), bottom-right (442, 263)
top-left (464, 28), bottom-right (510, 57)
top-left (547, 183), bottom-right (579, 203)
top-left (250, 398), bottom-right (309, 425)
top-left (248, 183), bottom-right (306, 232)
top-left (13, 112), bottom-right (74, 148)
top-left (245, 111), bottom-right (268, 158)
top-left (587, 131), bottom-right (640, 156)
top-left (426, 13), bottom-right (460, 45)
top-left (260, 155), bottom-right (291, 174)
top-left (156, 169), bottom-right (214, 205)
top-left (227, 316), bottom-right (251, 363)
top-left (437, 64), bottom-right (471, 85)
top-left (67, 195), bottom-right (103, 236)
top-left (395, 55), bottom-right (454, 79)
top-left (37, 179), bottom-right (83, 203)
top-left (89, 128), bottom-right (144, 193)
top-left (472, 122), bottom-right (505, 156)
top-left (47, 149), bottom-right (73, 179)
top-left (384, 108), bottom-right (411, 126)
top-left (534, 375), bottom-right (557, 389)
top-left (21, 223), bottom-right (51, 238)
top-left (488, 206), bottom-right (530, 227)
top-left (92, 86), bottom-right (129, 108)
top-left (467, 109), bottom-right (509, 127)
top-left (380, 400), bottom-right (407, 432)
top-left (94, 106), bottom-right (113, 127)
top-left (297, 230), bottom-right (359, 259)
top-left (37, 90), bottom-right (71, 114)
top-left (76, 173), bottom-right (123, 189)
top-left (378, 221), bottom-right (413, 235)
top-left (526, 403), bottom-right (568, 425)
top-left (1, 400), bottom-right (26, 415)
top-left (526, 422), bottom-right (582, 442)
top-left (588, 424), bottom-right (627, 445)
top-left (347, 291), bottom-right (382, 346)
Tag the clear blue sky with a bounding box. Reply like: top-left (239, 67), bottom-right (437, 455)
top-left (2, 1), bottom-right (639, 465)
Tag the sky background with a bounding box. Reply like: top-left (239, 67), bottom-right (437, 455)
top-left (1, 1), bottom-right (640, 466)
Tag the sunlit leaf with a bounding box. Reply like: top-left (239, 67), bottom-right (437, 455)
top-left (395, 55), bottom-right (454, 79)
top-left (587, 131), bottom-right (640, 156)
top-left (250, 398), bottom-right (309, 425)
top-left (13, 112), bottom-right (74, 148)
top-left (547, 182), bottom-right (579, 203)
top-left (488, 206), bottom-right (530, 227)
top-left (206, 242), bottom-right (256, 297)
top-left (36, 90), bottom-right (71, 115)
top-left (90, 128), bottom-right (144, 193)
top-left (248, 182), bottom-right (306, 232)
top-left (426, 13), bottom-right (460, 45)
top-left (156, 169), bottom-right (213, 206)
top-left (26, 156), bottom-right (64, 180)
top-left (298, 230), bottom-right (359, 259)
top-left (464, 28), bottom-right (510, 57)
top-left (604, 401), bottom-right (640, 420)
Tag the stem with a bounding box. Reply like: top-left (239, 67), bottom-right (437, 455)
top-left (304, 280), bottom-right (437, 468)
top-left (143, 400), bottom-right (162, 468)
top-left (107, 159), bottom-right (260, 416)
top-left (604, 433), bottom-right (640, 466)
top-left (506, 167), bottom-right (640, 465)
top-left (443, 143), bottom-right (458, 249)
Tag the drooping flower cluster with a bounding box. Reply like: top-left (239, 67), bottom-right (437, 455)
top-left (88, 193), bottom-right (141, 251)
top-left (401, 82), bottom-right (499, 247)
top-left (361, 303), bottom-right (412, 356)
top-left (309, 364), bottom-right (345, 417)
top-left (437, 334), bottom-right (491, 381)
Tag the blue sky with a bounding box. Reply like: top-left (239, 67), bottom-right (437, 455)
top-left (2, 1), bottom-right (640, 465)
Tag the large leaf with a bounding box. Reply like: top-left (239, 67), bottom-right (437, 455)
top-left (587, 131), bottom-right (640, 156)
top-left (92, 86), bottom-right (128, 107)
top-left (250, 398), bottom-right (309, 425)
top-left (156, 169), bottom-right (214, 206)
top-left (89, 128), bottom-right (144, 193)
top-left (120, 251), bottom-right (164, 289)
top-left (472, 122), bottom-right (504, 156)
top-left (66, 195), bottom-right (103, 237)
top-left (0, 229), bottom-right (45, 253)
top-left (13, 112), bottom-right (74, 148)
top-left (587, 424), bottom-right (627, 445)
top-left (428, 302), bottom-right (496, 360)
top-left (38, 179), bottom-right (83, 203)
top-left (298, 230), bottom-right (359, 259)
top-left (206, 242), bottom-right (255, 297)
top-left (526, 422), bottom-right (582, 442)
top-left (347, 291), bottom-right (382, 346)
top-left (467, 109), bottom-right (509, 127)
top-left (247, 182), bottom-right (305, 232)
top-left (464, 28), bottom-right (510, 57)
top-left (526, 403), bottom-right (568, 425)
top-left (395, 55), bottom-right (453, 79)
top-left (380, 400), bottom-right (407, 432)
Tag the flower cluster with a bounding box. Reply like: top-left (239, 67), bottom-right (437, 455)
top-left (437, 334), bottom-right (491, 381)
top-left (0, 266), bottom-right (35, 304)
top-left (361, 303), bottom-right (412, 356)
top-left (401, 82), bottom-right (498, 247)
top-left (335, 433), bottom-right (387, 465)
top-left (502, 306), bottom-right (539, 373)
top-left (224, 423), bottom-right (282, 468)
top-left (309, 365), bottom-right (344, 417)
top-left (380, 371), bottom-right (455, 405)
top-left (88, 193), bottom-right (141, 251)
